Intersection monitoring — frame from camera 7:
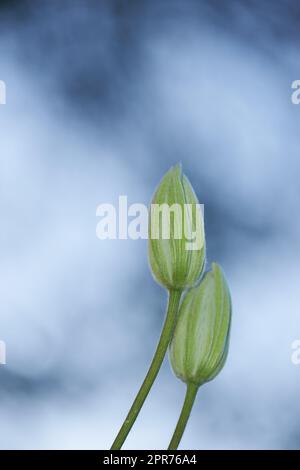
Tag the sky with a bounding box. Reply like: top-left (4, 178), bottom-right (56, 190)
top-left (0, 0), bottom-right (300, 449)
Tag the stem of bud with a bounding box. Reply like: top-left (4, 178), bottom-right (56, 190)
top-left (168, 382), bottom-right (198, 450)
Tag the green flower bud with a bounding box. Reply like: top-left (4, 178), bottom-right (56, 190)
top-left (148, 164), bottom-right (206, 290)
top-left (169, 263), bottom-right (231, 386)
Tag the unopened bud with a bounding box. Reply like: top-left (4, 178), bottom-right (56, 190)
top-left (148, 164), bottom-right (205, 290)
top-left (169, 263), bottom-right (231, 386)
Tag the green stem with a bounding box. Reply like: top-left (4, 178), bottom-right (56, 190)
top-left (168, 382), bottom-right (198, 450)
top-left (111, 289), bottom-right (182, 450)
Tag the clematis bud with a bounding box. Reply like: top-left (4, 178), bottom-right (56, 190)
top-left (169, 263), bottom-right (231, 386)
top-left (148, 164), bottom-right (205, 291)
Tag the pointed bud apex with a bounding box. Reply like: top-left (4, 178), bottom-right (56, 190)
top-left (148, 165), bottom-right (206, 290)
top-left (169, 263), bottom-right (231, 386)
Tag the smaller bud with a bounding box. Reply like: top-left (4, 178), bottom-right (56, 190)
top-left (169, 263), bottom-right (231, 387)
top-left (148, 164), bottom-right (205, 291)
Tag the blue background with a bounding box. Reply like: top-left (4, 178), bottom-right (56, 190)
top-left (0, 0), bottom-right (299, 449)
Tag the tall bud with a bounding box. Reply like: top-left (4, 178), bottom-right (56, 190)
top-left (148, 165), bottom-right (205, 291)
top-left (169, 263), bottom-right (231, 386)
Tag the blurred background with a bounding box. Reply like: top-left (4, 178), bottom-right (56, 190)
top-left (0, 0), bottom-right (300, 450)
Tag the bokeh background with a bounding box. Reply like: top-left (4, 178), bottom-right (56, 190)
top-left (1, 0), bottom-right (300, 450)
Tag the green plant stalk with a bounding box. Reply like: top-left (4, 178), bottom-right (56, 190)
top-left (168, 382), bottom-right (198, 450)
top-left (111, 289), bottom-right (182, 450)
